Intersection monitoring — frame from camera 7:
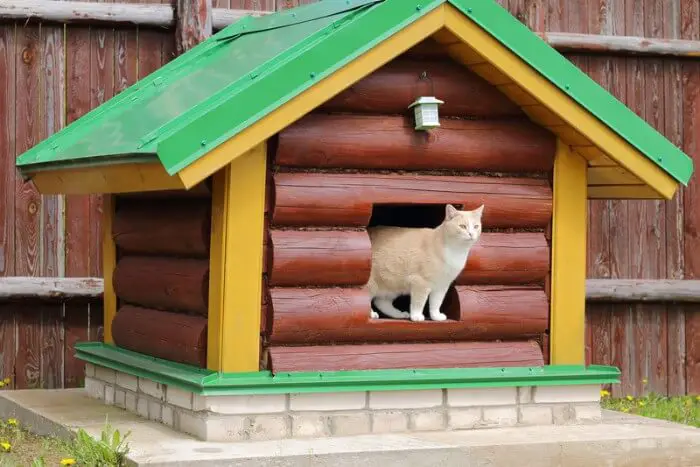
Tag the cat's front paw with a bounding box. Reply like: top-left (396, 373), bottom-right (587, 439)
top-left (398, 311), bottom-right (410, 319)
top-left (370, 310), bottom-right (379, 319)
top-left (410, 313), bottom-right (425, 322)
top-left (430, 312), bottom-right (447, 321)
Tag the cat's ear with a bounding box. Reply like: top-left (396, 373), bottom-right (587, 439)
top-left (445, 204), bottom-right (459, 220)
top-left (473, 204), bottom-right (485, 217)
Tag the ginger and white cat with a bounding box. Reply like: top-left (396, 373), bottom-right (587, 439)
top-left (366, 204), bottom-right (484, 322)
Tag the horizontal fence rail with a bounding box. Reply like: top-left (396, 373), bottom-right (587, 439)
top-left (2, 277), bottom-right (700, 302)
top-left (2, 1), bottom-right (700, 58)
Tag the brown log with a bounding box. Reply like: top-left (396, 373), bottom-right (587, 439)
top-left (320, 58), bottom-right (523, 118)
top-left (268, 286), bottom-right (547, 344)
top-left (273, 172), bottom-right (552, 228)
top-left (460, 232), bottom-right (550, 285)
top-left (269, 229), bottom-right (372, 287)
top-left (276, 114), bottom-right (555, 173)
top-left (113, 256), bottom-right (209, 315)
top-left (268, 340), bottom-right (544, 372)
top-left (112, 305), bottom-right (207, 367)
top-left (268, 230), bottom-right (547, 288)
top-left (113, 200), bottom-right (211, 258)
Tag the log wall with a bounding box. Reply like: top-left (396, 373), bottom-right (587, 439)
top-left (262, 43), bottom-right (555, 372)
top-left (110, 185), bottom-right (212, 367)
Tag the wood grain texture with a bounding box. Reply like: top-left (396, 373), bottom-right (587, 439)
top-left (0, 306), bottom-right (16, 387)
top-left (113, 256), bottom-right (209, 315)
top-left (64, 302), bottom-right (90, 388)
top-left (15, 308), bottom-right (41, 389)
top-left (272, 173), bottom-right (553, 228)
top-left (268, 340), bottom-right (544, 372)
top-left (65, 26), bottom-right (91, 278)
top-left (276, 114), bottom-right (555, 173)
top-left (175, 0), bottom-right (212, 55)
top-left (112, 305), bottom-right (207, 367)
top-left (320, 58), bottom-right (523, 118)
top-left (269, 229), bottom-right (371, 287)
top-left (0, 25), bottom-right (15, 277)
top-left (41, 306), bottom-right (63, 389)
top-left (113, 199), bottom-right (211, 258)
top-left (15, 26), bottom-right (43, 278)
top-left (269, 285), bottom-right (548, 344)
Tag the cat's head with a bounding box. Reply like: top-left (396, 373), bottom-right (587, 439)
top-left (442, 204), bottom-right (484, 243)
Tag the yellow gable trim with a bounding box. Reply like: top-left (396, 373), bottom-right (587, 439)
top-left (176, 5), bottom-right (447, 188)
top-left (442, 5), bottom-right (679, 200)
top-left (30, 162), bottom-right (186, 194)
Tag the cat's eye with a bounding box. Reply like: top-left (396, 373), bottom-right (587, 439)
top-left (474, 224), bottom-right (481, 229)
top-left (459, 224), bottom-right (467, 229)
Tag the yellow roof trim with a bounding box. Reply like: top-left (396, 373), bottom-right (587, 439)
top-left (176, 5), bottom-right (447, 188)
top-left (442, 4), bottom-right (678, 200)
top-left (31, 162), bottom-right (186, 195)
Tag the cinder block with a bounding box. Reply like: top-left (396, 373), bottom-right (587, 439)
top-left (518, 387), bottom-right (533, 404)
top-left (410, 410), bottom-right (445, 431)
top-left (138, 378), bottom-right (165, 400)
top-left (204, 415), bottom-right (250, 442)
top-left (552, 403), bottom-right (574, 424)
top-left (115, 372), bottom-right (138, 392)
top-left (372, 411), bottom-right (409, 433)
top-left (574, 403), bottom-right (602, 422)
top-left (125, 391), bottom-right (137, 412)
top-left (369, 390), bottom-right (442, 410)
top-left (84, 377), bottom-right (105, 401)
top-left (447, 408), bottom-right (482, 429)
top-left (447, 387), bottom-right (517, 407)
top-left (482, 406), bottom-right (517, 427)
top-left (518, 405), bottom-right (553, 425)
top-left (148, 400), bottom-right (162, 422)
top-left (177, 411), bottom-right (207, 440)
top-left (197, 394), bottom-right (287, 414)
top-left (290, 392), bottom-right (366, 412)
top-left (94, 366), bottom-right (116, 384)
top-left (329, 413), bottom-right (371, 436)
top-left (114, 389), bottom-right (126, 409)
top-left (291, 414), bottom-right (328, 438)
top-left (162, 405), bottom-right (174, 428)
top-left (165, 386), bottom-right (192, 410)
top-left (533, 384), bottom-right (600, 404)
top-left (247, 415), bottom-right (289, 441)
top-left (104, 385), bottom-right (115, 405)
top-left (84, 363), bottom-right (96, 378)
top-left (136, 396), bottom-right (149, 419)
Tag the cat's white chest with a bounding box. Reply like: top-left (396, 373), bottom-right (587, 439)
top-left (440, 244), bottom-right (471, 279)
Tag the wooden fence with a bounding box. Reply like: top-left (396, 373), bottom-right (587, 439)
top-left (0, 0), bottom-right (699, 397)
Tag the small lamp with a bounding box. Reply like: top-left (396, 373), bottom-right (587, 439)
top-left (408, 96), bottom-right (444, 131)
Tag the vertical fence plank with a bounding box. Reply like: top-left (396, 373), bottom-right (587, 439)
top-left (41, 305), bottom-right (63, 389)
top-left (0, 24), bottom-right (15, 279)
top-left (15, 26), bottom-right (43, 279)
top-left (663, 0), bottom-right (686, 397)
top-left (65, 26), bottom-right (92, 279)
top-left (15, 308), bottom-right (41, 389)
top-left (64, 303), bottom-right (89, 388)
top-left (232, 0), bottom-right (275, 10)
top-left (681, 0), bottom-right (700, 395)
top-left (0, 306), bottom-right (16, 388)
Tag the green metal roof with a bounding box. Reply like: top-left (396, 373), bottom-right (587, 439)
top-left (15, 0), bottom-right (693, 186)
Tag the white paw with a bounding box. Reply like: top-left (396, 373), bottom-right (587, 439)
top-left (370, 310), bottom-right (379, 319)
top-left (430, 312), bottom-right (447, 321)
top-left (410, 313), bottom-right (425, 322)
top-left (398, 311), bottom-right (410, 319)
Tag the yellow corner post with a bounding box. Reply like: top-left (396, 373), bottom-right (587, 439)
top-left (102, 194), bottom-right (117, 344)
top-left (207, 143), bottom-right (267, 372)
top-left (550, 140), bottom-right (588, 365)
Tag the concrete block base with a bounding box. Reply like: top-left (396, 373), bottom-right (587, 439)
top-left (85, 363), bottom-right (604, 442)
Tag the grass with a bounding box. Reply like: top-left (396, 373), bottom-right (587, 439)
top-left (0, 417), bottom-right (130, 467)
top-left (601, 385), bottom-right (700, 428)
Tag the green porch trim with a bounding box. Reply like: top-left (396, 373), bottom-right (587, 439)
top-left (76, 342), bottom-right (620, 396)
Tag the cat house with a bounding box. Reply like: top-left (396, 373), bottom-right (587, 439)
top-left (15, 0), bottom-right (693, 442)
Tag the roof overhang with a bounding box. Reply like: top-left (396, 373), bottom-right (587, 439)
top-left (16, 0), bottom-right (693, 200)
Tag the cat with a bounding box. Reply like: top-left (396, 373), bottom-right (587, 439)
top-left (366, 204), bottom-right (484, 322)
